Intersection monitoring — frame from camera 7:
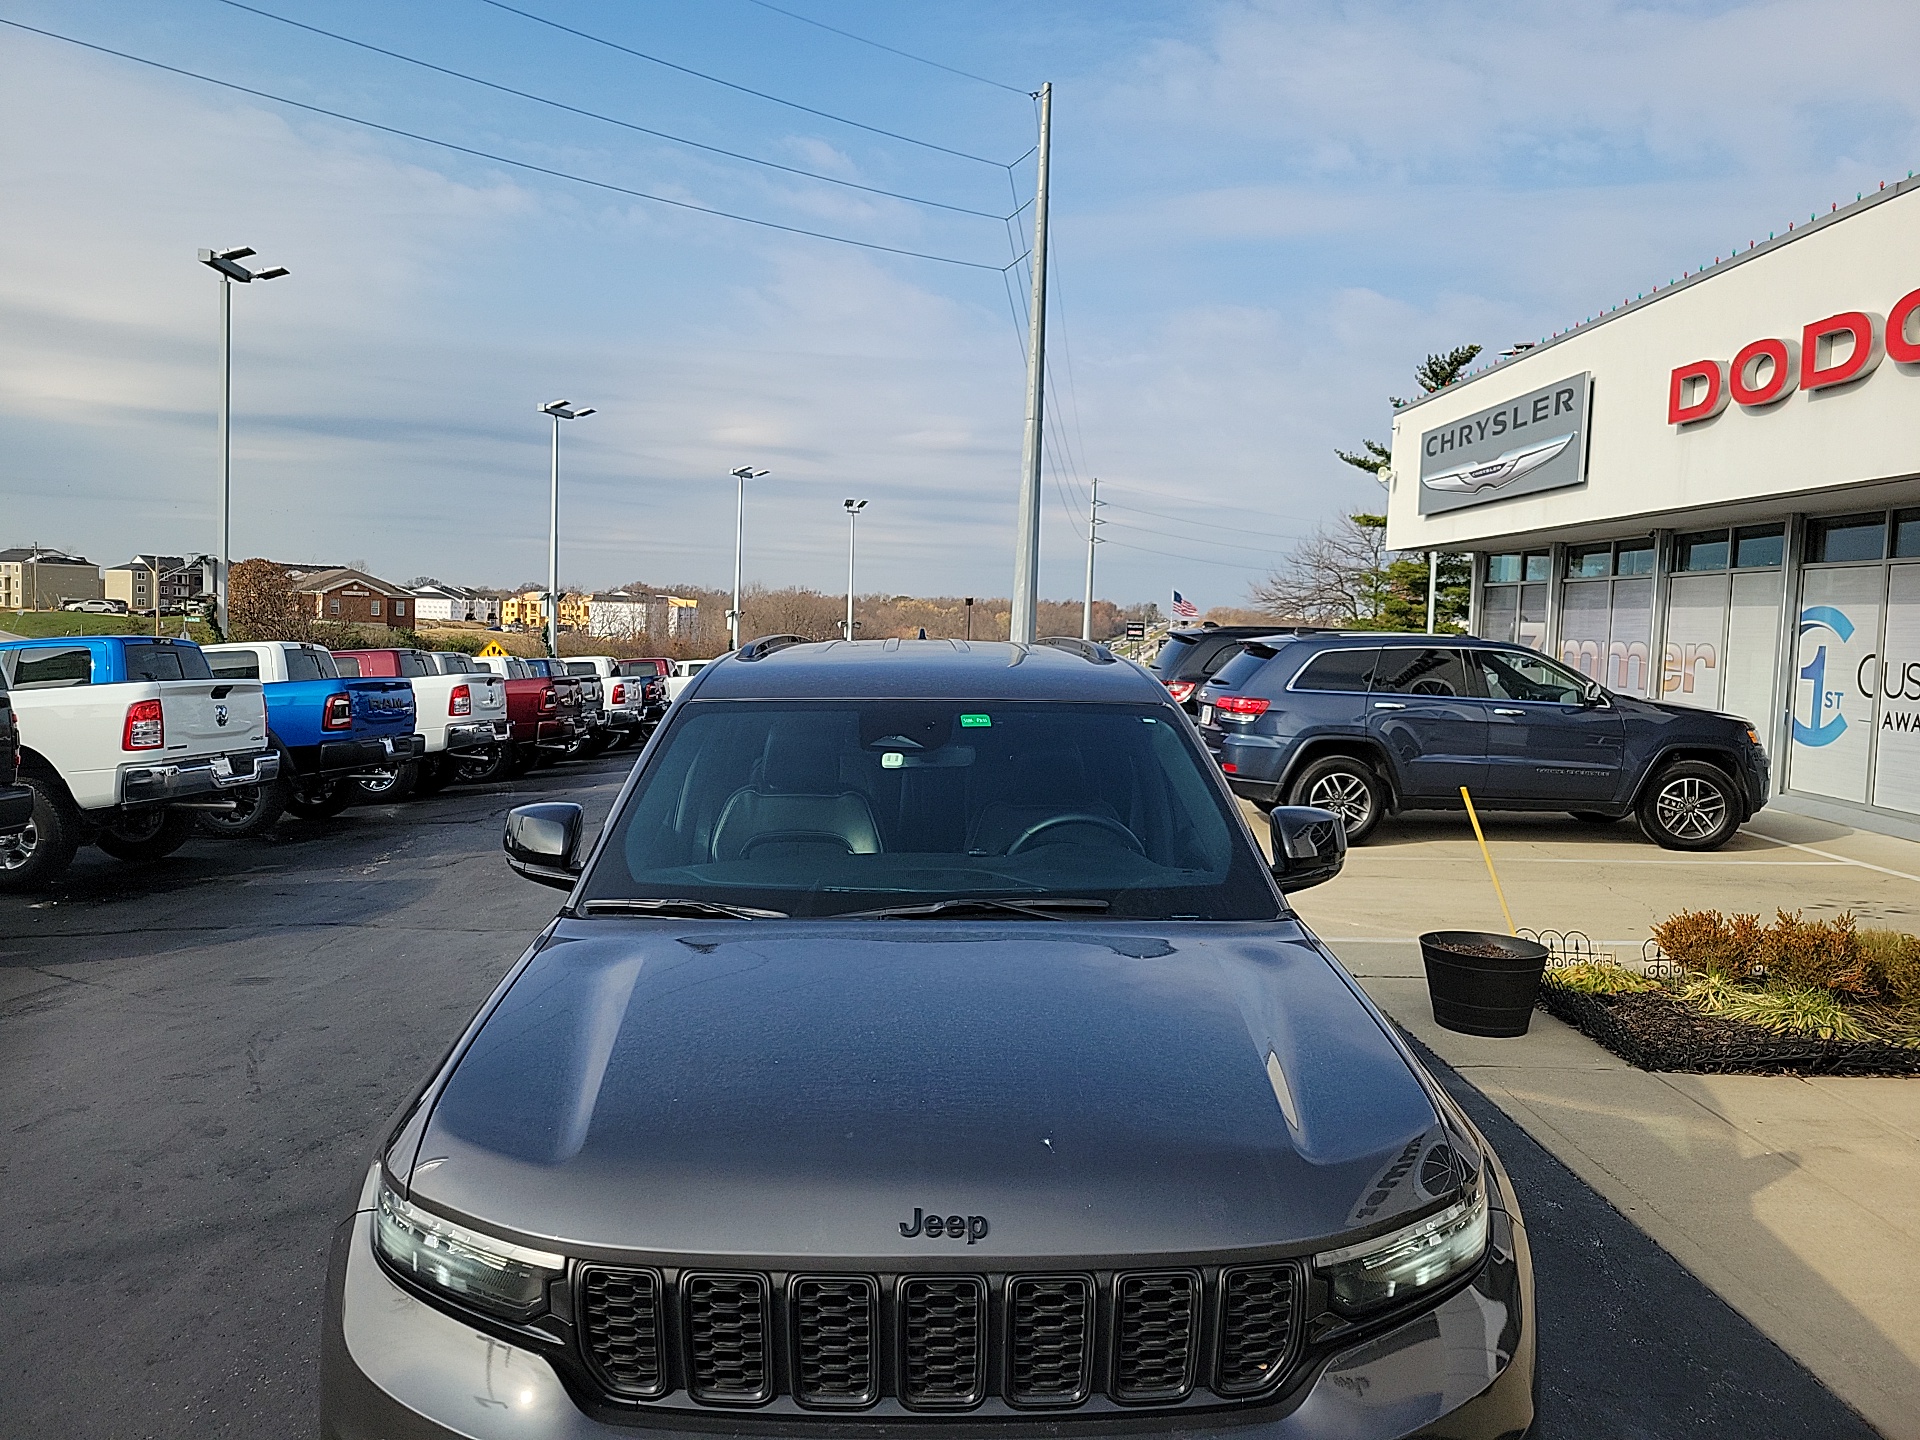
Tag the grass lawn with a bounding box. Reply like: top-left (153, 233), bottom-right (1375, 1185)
top-left (0, 610), bottom-right (215, 643)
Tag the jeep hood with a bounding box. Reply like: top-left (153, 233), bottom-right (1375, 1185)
top-left (404, 920), bottom-right (1454, 1261)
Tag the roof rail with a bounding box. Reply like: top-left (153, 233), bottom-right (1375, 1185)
top-left (735, 634), bottom-right (808, 662)
top-left (1034, 636), bottom-right (1116, 664)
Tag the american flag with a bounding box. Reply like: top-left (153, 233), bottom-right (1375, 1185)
top-left (1171, 591), bottom-right (1199, 620)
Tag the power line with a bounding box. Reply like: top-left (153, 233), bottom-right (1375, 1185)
top-left (476, 0), bottom-right (1017, 168)
top-left (1100, 535), bottom-right (1271, 573)
top-left (1101, 518), bottom-right (1293, 559)
top-left (0, 17), bottom-right (1017, 272)
top-left (1103, 499), bottom-right (1308, 545)
top-left (215, 0), bottom-right (1011, 219)
top-left (739, 0), bottom-right (1028, 95)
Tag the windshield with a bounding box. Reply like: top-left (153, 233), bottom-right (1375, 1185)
top-left (581, 699), bottom-right (1280, 919)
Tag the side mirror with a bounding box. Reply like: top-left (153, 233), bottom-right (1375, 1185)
top-left (1267, 805), bottom-right (1347, 893)
top-left (1580, 680), bottom-right (1608, 707)
top-left (505, 803), bottom-right (586, 890)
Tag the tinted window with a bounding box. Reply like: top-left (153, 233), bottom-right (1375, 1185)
top-left (1523, 553), bottom-right (1552, 582)
top-left (584, 700), bottom-right (1278, 920)
top-left (436, 653), bottom-right (478, 674)
top-left (1565, 545), bottom-right (1610, 579)
top-left (1735, 525), bottom-right (1785, 567)
top-left (1486, 554), bottom-right (1523, 584)
top-left (1206, 645), bottom-right (1277, 692)
top-left (1149, 632), bottom-right (1204, 678)
top-left (1676, 531), bottom-right (1730, 571)
top-left (6, 647), bottom-right (92, 689)
top-left (126, 643), bottom-right (212, 682)
top-left (1291, 648), bottom-right (1381, 692)
top-left (1371, 647), bottom-right (1470, 697)
top-left (1473, 648), bottom-right (1587, 704)
top-left (1809, 514), bottom-right (1886, 563)
top-left (397, 651), bottom-right (433, 678)
top-left (1614, 541), bottom-right (1655, 576)
top-left (565, 661), bottom-right (597, 677)
top-left (1893, 511), bottom-right (1920, 560)
top-left (334, 655), bottom-right (362, 677)
top-left (285, 648), bottom-right (330, 682)
top-left (207, 653), bottom-right (261, 680)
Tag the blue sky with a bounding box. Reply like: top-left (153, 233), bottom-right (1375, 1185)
top-left (3, 0), bottom-right (1918, 608)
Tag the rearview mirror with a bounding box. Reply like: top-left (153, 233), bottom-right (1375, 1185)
top-left (1267, 805), bottom-right (1347, 893)
top-left (505, 803), bottom-right (586, 890)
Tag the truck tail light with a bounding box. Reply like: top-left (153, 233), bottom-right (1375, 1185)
top-left (1166, 680), bottom-right (1196, 703)
top-left (123, 699), bottom-right (164, 750)
top-left (610, 682), bottom-right (625, 705)
top-left (540, 686), bottom-right (557, 713)
top-left (322, 692), bottom-right (354, 731)
top-left (449, 684), bottom-right (471, 717)
top-left (1214, 694), bottom-right (1270, 722)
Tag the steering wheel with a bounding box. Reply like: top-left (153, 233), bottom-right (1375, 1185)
top-left (1007, 813), bottom-right (1145, 856)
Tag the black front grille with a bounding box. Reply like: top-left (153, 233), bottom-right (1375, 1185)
top-left (900, 1276), bottom-right (987, 1409)
top-left (574, 1264), bottom-right (1307, 1413)
top-left (579, 1266), bottom-right (665, 1397)
top-left (1007, 1275), bottom-right (1093, 1406)
top-left (1113, 1271), bottom-right (1198, 1402)
top-left (792, 1276), bottom-right (878, 1408)
top-left (1216, 1265), bottom-right (1300, 1396)
top-left (685, 1273), bottom-right (772, 1403)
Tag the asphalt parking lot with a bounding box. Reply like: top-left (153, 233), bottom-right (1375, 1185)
top-left (0, 764), bottom-right (1884, 1438)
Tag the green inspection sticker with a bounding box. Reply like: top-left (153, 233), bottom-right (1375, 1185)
top-left (959, 713), bottom-right (991, 728)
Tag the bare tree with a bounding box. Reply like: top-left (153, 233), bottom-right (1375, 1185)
top-left (227, 558), bottom-right (309, 642)
top-left (1248, 514), bottom-right (1389, 625)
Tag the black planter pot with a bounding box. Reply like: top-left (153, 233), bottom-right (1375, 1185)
top-left (1419, 930), bottom-right (1550, 1038)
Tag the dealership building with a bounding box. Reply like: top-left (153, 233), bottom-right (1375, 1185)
top-left (1386, 176), bottom-right (1920, 836)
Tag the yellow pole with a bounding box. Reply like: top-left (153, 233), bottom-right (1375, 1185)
top-left (1459, 786), bottom-right (1516, 936)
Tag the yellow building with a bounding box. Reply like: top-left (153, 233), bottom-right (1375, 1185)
top-left (499, 589), bottom-right (591, 632)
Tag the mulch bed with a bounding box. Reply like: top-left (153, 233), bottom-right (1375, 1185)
top-left (1537, 986), bottom-right (1920, 1076)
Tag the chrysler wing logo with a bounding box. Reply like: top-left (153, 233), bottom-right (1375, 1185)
top-left (214, 703), bottom-right (229, 726)
top-left (1422, 432), bottom-right (1575, 494)
top-left (1794, 606), bottom-right (1854, 748)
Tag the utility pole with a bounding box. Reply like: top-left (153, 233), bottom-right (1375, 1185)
top-left (964, 597), bottom-right (974, 641)
top-left (727, 466), bottom-right (769, 650)
top-left (538, 400), bottom-right (595, 657)
top-left (197, 247), bottom-right (289, 637)
top-left (842, 499), bottom-right (868, 640)
top-left (1009, 81), bottom-right (1052, 646)
top-left (1080, 477), bottom-right (1103, 641)
top-left (1426, 551), bottom-right (1440, 635)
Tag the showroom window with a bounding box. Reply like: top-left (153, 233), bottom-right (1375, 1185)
top-left (1480, 551), bottom-right (1549, 649)
top-left (1558, 536), bottom-right (1655, 695)
top-left (1893, 509), bottom-right (1920, 559)
top-left (1807, 513), bottom-right (1888, 564)
top-left (1672, 524), bottom-right (1784, 573)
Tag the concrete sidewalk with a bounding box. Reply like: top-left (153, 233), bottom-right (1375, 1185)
top-left (1271, 805), bottom-right (1920, 1439)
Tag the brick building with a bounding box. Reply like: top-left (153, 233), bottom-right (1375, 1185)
top-left (287, 567), bottom-right (414, 628)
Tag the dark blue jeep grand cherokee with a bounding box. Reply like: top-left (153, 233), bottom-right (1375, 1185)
top-left (1194, 632), bottom-right (1769, 849)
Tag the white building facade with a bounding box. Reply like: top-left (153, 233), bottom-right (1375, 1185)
top-left (1387, 178), bottom-right (1920, 836)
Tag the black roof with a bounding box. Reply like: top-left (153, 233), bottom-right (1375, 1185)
top-left (691, 638), bottom-right (1166, 703)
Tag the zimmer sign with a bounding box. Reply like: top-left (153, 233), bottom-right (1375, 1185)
top-left (1417, 374), bottom-right (1589, 515)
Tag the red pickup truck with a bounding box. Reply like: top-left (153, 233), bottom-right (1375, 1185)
top-left (473, 655), bottom-right (588, 776)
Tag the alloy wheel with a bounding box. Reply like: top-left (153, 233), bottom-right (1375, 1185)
top-left (0, 819), bottom-right (37, 871)
top-left (1307, 772), bottom-right (1373, 827)
top-left (1655, 775), bottom-right (1727, 841)
top-left (358, 768), bottom-right (399, 795)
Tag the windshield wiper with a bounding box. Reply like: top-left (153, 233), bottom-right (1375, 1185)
top-left (843, 897), bottom-right (1111, 921)
top-left (579, 898), bottom-right (788, 919)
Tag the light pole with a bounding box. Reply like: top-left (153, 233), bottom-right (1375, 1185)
top-left (538, 400), bottom-right (595, 657)
top-left (727, 466), bottom-right (769, 650)
top-left (1080, 476), bottom-right (1104, 641)
top-left (197, 246), bottom-right (289, 637)
top-left (842, 499), bottom-right (868, 640)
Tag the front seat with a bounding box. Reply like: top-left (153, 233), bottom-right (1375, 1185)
top-left (711, 729), bottom-right (881, 862)
top-left (967, 744), bottom-right (1121, 854)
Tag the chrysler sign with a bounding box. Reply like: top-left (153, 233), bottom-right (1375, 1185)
top-left (1418, 373), bottom-right (1589, 514)
top-left (1670, 284), bottom-right (1920, 425)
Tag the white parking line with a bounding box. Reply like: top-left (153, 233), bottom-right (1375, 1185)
top-left (1745, 829), bottom-right (1920, 886)
top-left (1499, 858), bottom-right (1848, 866)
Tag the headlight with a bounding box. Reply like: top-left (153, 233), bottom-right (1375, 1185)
top-left (373, 1182), bottom-right (564, 1320)
top-left (1313, 1188), bottom-right (1488, 1314)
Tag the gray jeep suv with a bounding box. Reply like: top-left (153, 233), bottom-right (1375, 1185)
top-left (1195, 632), bottom-right (1769, 849)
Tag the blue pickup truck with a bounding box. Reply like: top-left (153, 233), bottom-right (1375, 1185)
top-left (200, 642), bottom-right (422, 833)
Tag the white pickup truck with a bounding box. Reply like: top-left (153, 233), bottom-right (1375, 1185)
top-left (329, 645), bottom-right (509, 800)
top-left (0, 635), bottom-right (278, 889)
